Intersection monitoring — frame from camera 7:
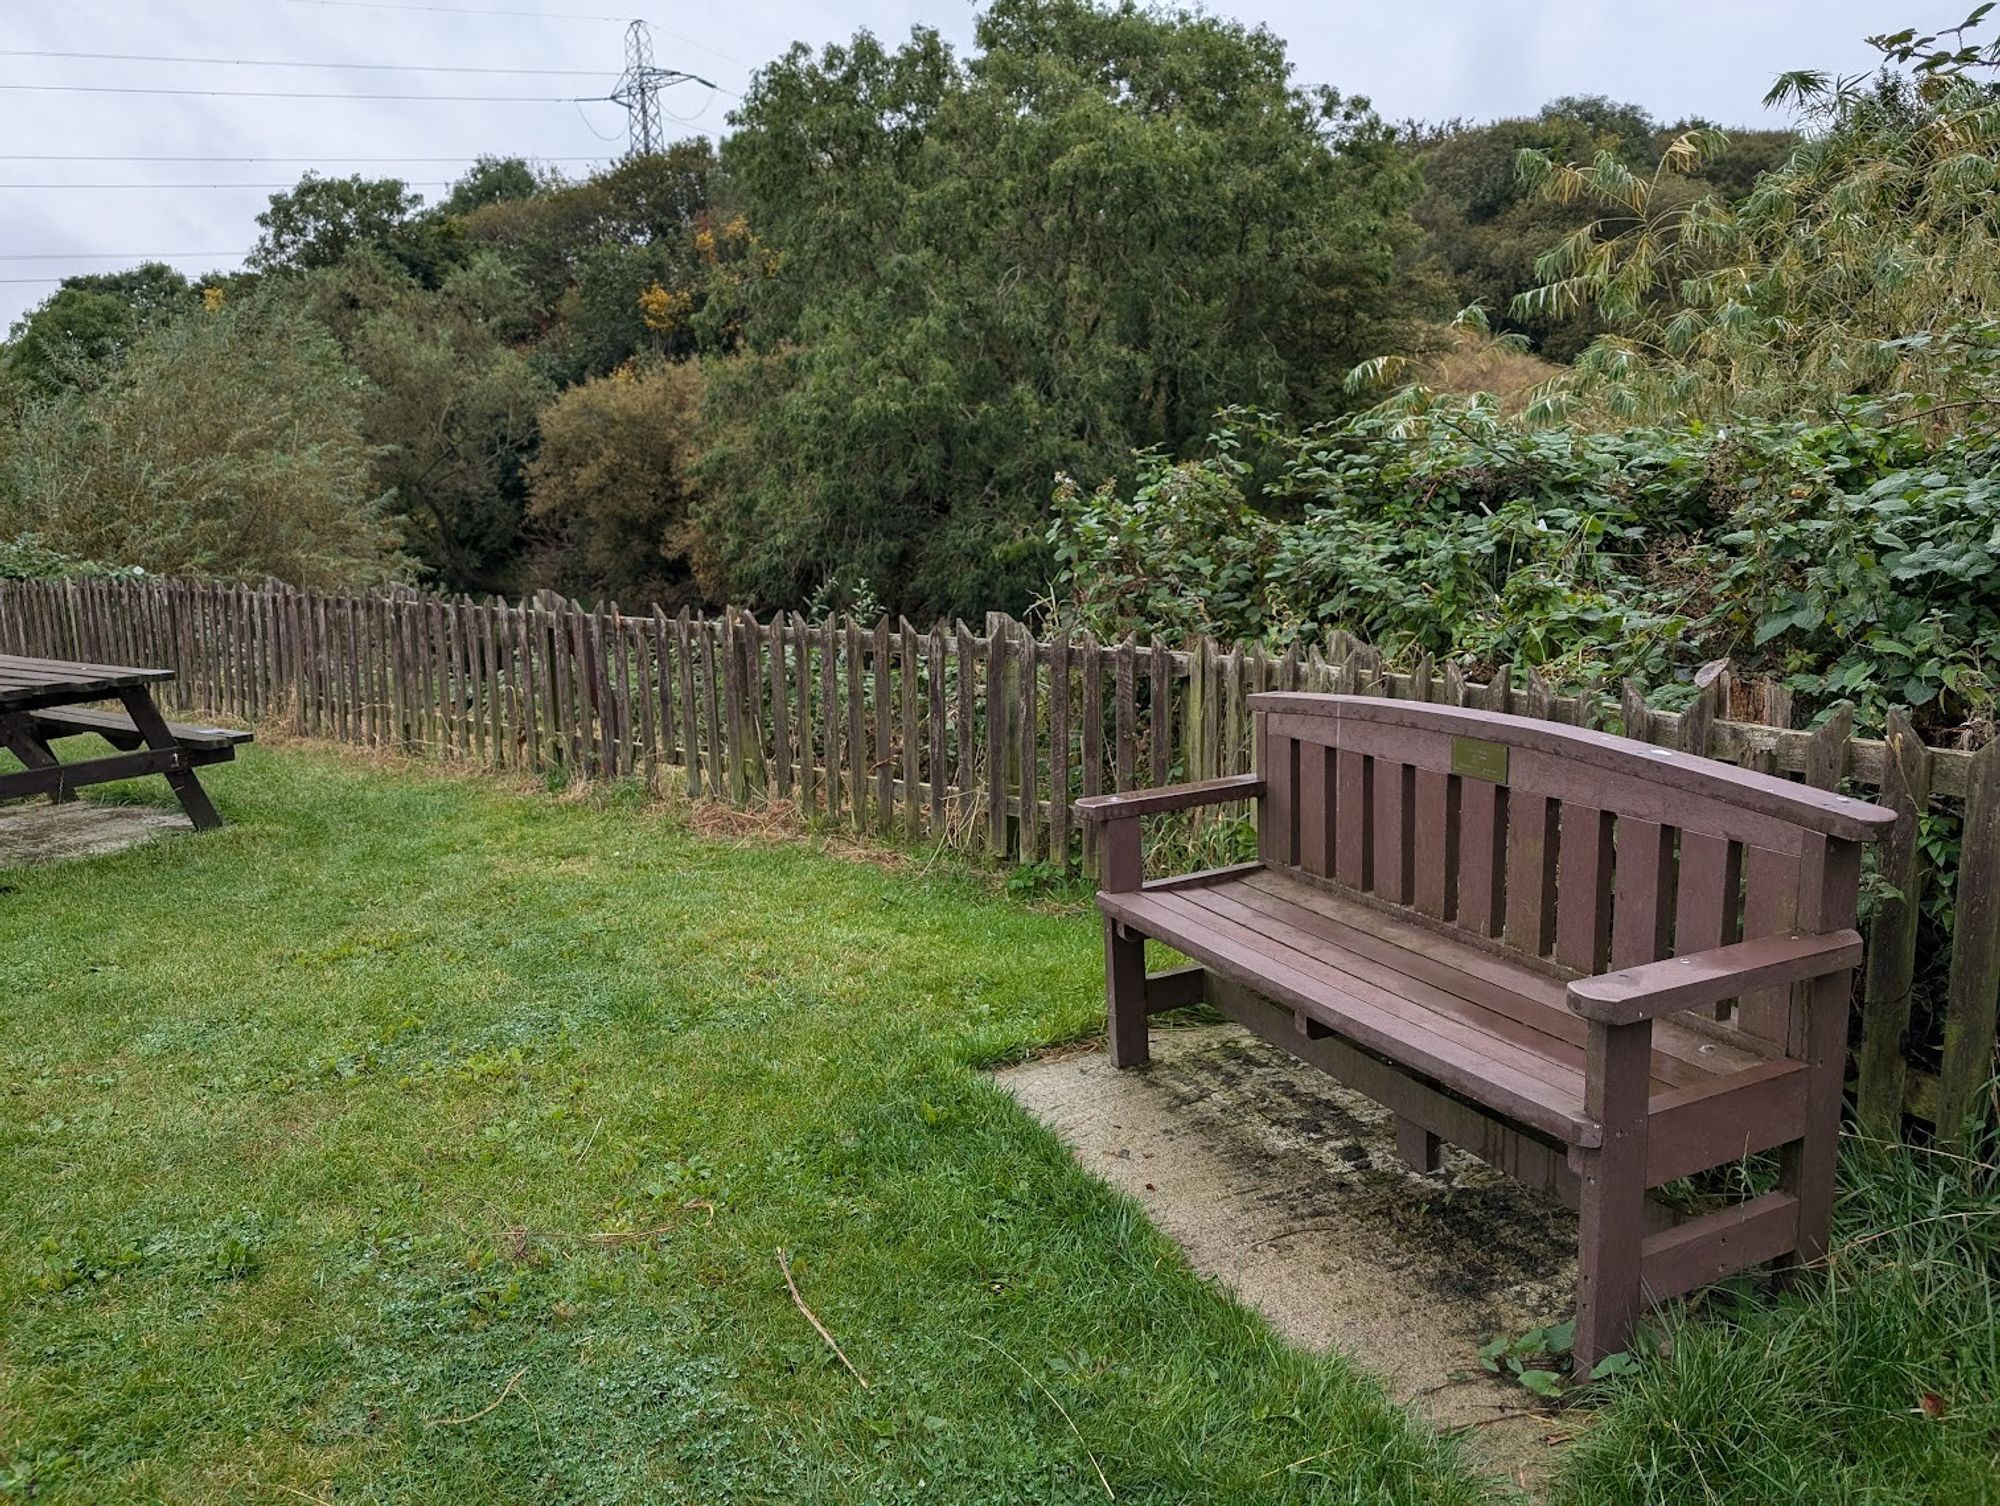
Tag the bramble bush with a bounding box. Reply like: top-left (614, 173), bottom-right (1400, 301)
top-left (1052, 403), bottom-right (2000, 738)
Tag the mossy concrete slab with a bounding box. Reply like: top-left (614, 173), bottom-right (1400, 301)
top-left (999, 1025), bottom-right (1577, 1494)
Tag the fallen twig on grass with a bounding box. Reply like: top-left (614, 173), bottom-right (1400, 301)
top-left (572, 1115), bottom-right (602, 1166)
top-left (1256, 1442), bottom-right (1354, 1480)
top-left (427, 1366), bottom-right (527, 1426)
top-left (777, 1247), bottom-right (869, 1388)
top-left (581, 1200), bottom-right (716, 1244)
top-left (259, 1483), bottom-right (333, 1505)
top-left (582, 1225), bottom-right (677, 1245)
top-left (969, 1334), bottom-right (1113, 1500)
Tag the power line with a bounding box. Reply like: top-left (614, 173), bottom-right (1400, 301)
top-left (653, 28), bottom-right (749, 71)
top-left (0, 83), bottom-right (607, 102)
top-left (35, 1), bottom-right (750, 71)
top-left (0, 154), bottom-right (615, 163)
top-left (0, 274), bottom-right (239, 284)
top-left (0, 181), bottom-right (458, 189)
top-left (273, 0), bottom-right (634, 19)
top-left (0, 47), bottom-right (615, 77)
top-left (0, 251), bottom-right (248, 260)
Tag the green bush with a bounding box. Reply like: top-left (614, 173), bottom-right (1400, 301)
top-left (1053, 403), bottom-right (2000, 737)
top-left (0, 535), bottom-right (131, 581)
top-left (0, 295), bottom-right (404, 589)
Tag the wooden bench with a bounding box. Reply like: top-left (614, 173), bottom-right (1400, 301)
top-left (1077, 693), bottom-right (1894, 1371)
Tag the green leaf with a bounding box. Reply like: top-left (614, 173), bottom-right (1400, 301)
top-left (1517, 1369), bottom-right (1564, 1398)
top-left (1588, 1351), bottom-right (1640, 1380)
top-left (1753, 613), bottom-right (1795, 647)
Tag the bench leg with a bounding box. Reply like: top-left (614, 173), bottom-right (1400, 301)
top-left (1574, 1019), bottom-right (1652, 1376)
top-left (1774, 969), bottom-right (1849, 1286)
top-left (1, 724), bottom-right (76, 803)
top-left (116, 688), bottom-right (224, 832)
top-left (1105, 919), bottom-right (1149, 1068)
top-left (1394, 1115), bottom-right (1442, 1173)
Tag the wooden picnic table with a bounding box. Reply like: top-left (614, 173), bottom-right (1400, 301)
top-left (0, 653), bottom-right (250, 831)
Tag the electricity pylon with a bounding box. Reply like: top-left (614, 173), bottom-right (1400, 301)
top-left (609, 20), bottom-right (716, 158)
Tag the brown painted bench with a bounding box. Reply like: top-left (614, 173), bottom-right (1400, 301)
top-left (1077, 693), bottom-right (1894, 1372)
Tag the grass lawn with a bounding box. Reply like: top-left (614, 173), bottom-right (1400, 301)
top-left (0, 746), bottom-right (1495, 1504)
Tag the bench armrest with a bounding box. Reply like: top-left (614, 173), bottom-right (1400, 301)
top-left (1074, 774), bottom-right (1265, 824)
top-left (1567, 930), bottom-right (1864, 1026)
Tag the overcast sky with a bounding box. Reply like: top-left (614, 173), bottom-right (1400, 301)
top-left (2, 1), bottom-right (1914, 331)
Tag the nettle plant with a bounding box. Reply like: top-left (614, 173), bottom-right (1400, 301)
top-left (1478, 1317), bottom-right (1648, 1402)
top-left (1709, 432), bottom-right (2000, 730)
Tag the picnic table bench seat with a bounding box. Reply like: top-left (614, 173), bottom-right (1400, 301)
top-left (29, 705), bottom-right (252, 762)
top-left (1078, 694), bottom-right (1894, 1372)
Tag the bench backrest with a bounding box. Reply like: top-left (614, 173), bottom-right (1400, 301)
top-left (1249, 694), bottom-right (1890, 1040)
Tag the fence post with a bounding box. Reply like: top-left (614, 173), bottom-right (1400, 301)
top-left (873, 617), bottom-right (894, 835)
top-left (1855, 708), bottom-right (1932, 1145)
top-left (844, 617), bottom-right (866, 827)
top-left (1049, 630), bottom-right (1071, 872)
top-left (899, 618), bottom-right (920, 843)
top-left (1939, 740), bottom-right (2000, 1152)
top-left (770, 613), bottom-right (792, 799)
top-left (986, 618), bottom-right (1010, 859)
top-left (926, 620), bottom-right (947, 837)
top-left (1017, 625), bottom-right (1039, 862)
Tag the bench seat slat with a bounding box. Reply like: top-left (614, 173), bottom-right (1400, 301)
top-left (1181, 883), bottom-right (1615, 1091)
top-left (1202, 880), bottom-right (1700, 1092)
top-left (30, 705), bottom-right (251, 752)
top-left (1235, 868), bottom-right (1776, 1079)
top-left (1101, 886), bottom-right (1597, 1144)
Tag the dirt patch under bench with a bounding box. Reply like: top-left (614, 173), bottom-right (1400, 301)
top-left (998, 1024), bottom-right (1580, 1496)
top-left (0, 801), bottom-right (190, 867)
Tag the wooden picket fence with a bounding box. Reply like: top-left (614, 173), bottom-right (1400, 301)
top-left (3, 574), bottom-right (1996, 1151)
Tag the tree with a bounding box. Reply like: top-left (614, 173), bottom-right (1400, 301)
top-left (250, 173), bottom-right (425, 273)
top-left (459, 140), bottom-right (727, 381)
top-left (1513, 12), bottom-right (2000, 425)
top-left (695, 0), bottom-right (1424, 618)
top-left (3, 263), bottom-right (199, 396)
top-left (527, 361), bottom-right (706, 603)
top-left (303, 250), bottom-right (547, 593)
top-left (0, 295), bottom-right (401, 587)
top-left (1402, 99), bottom-right (1794, 361)
top-left (438, 155), bottom-right (545, 217)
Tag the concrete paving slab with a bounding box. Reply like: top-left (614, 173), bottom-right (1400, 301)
top-left (0, 801), bottom-right (189, 868)
top-left (998, 1024), bottom-right (1578, 1493)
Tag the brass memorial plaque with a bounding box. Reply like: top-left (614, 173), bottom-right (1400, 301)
top-left (1450, 735), bottom-right (1509, 783)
